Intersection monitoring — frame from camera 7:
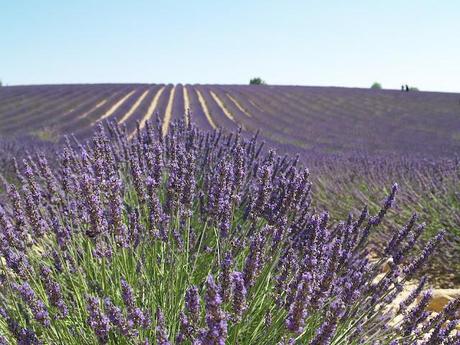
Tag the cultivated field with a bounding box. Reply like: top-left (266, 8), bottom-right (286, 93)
top-left (1, 84), bottom-right (459, 281)
top-left (0, 84), bottom-right (459, 343)
top-left (1, 84), bottom-right (459, 156)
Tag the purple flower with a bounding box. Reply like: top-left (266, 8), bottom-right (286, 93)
top-left (22, 159), bottom-right (41, 204)
top-left (185, 286), bottom-right (201, 324)
top-left (309, 298), bottom-right (345, 345)
top-left (252, 155), bottom-right (274, 217)
top-left (40, 265), bottom-right (68, 318)
top-left (176, 311), bottom-right (194, 343)
top-left (129, 153), bottom-right (146, 205)
top-left (231, 272), bottom-right (247, 322)
top-left (243, 234), bottom-right (265, 288)
top-left (285, 273), bottom-right (311, 334)
top-left (120, 278), bottom-right (150, 329)
top-left (404, 230), bottom-right (446, 278)
top-left (0, 307), bottom-right (42, 344)
top-left (384, 213), bottom-right (418, 257)
top-left (155, 308), bottom-right (170, 345)
top-left (220, 253), bottom-right (233, 302)
top-left (397, 276), bottom-right (427, 315)
top-left (401, 290), bottom-right (432, 336)
top-left (86, 296), bottom-right (110, 344)
top-left (80, 174), bottom-right (108, 239)
top-left (7, 185), bottom-right (28, 246)
top-left (36, 153), bottom-right (61, 205)
top-left (3, 248), bottom-right (31, 278)
top-left (107, 175), bottom-right (129, 247)
top-left (200, 275), bottom-right (227, 345)
top-left (104, 298), bottom-right (138, 337)
top-left (22, 186), bottom-right (47, 238)
top-left (120, 278), bottom-right (135, 310)
top-left (48, 207), bottom-right (71, 250)
top-left (13, 282), bottom-right (50, 327)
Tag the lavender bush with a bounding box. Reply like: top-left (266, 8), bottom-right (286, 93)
top-left (306, 154), bottom-right (460, 286)
top-left (0, 119), bottom-right (457, 344)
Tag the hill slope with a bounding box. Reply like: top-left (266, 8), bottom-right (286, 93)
top-left (0, 84), bottom-right (459, 156)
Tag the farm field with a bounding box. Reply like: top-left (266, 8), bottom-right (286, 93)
top-left (0, 84), bottom-right (459, 285)
top-left (1, 84), bottom-right (459, 157)
top-left (0, 84), bottom-right (460, 343)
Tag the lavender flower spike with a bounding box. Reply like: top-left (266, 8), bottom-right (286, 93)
top-left (201, 275), bottom-right (228, 345)
top-left (86, 296), bottom-right (110, 344)
top-left (13, 282), bottom-right (50, 327)
top-left (185, 286), bottom-right (201, 324)
top-left (231, 272), bottom-right (247, 322)
top-left (155, 308), bottom-right (171, 345)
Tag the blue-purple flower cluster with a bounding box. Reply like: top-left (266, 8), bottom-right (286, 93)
top-left (0, 119), bottom-right (457, 344)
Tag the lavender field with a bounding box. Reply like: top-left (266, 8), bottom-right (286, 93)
top-left (0, 84), bottom-right (459, 343)
top-left (1, 84), bottom-right (459, 156)
top-left (0, 84), bottom-right (459, 278)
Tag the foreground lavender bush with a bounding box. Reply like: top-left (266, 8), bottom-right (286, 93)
top-left (307, 154), bottom-right (460, 286)
top-left (0, 119), bottom-right (457, 344)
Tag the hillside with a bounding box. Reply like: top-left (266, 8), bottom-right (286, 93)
top-left (0, 84), bottom-right (459, 157)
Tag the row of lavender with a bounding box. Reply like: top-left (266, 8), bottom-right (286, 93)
top-left (304, 153), bottom-right (460, 287)
top-left (1, 133), bottom-right (458, 287)
top-left (0, 119), bottom-right (457, 344)
top-left (1, 84), bottom-right (459, 157)
top-left (214, 85), bottom-right (460, 157)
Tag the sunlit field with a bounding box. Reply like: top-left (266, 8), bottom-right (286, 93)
top-left (0, 83), bottom-right (459, 343)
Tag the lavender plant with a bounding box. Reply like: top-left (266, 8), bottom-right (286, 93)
top-left (0, 119), bottom-right (457, 344)
top-left (307, 153), bottom-right (460, 286)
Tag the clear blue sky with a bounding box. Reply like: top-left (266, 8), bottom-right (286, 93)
top-left (1, 1), bottom-right (459, 92)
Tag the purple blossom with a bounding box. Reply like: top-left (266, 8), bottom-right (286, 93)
top-left (120, 278), bottom-right (135, 310)
top-left (185, 286), bottom-right (201, 324)
top-left (107, 175), bottom-right (129, 247)
top-left (104, 298), bottom-right (138, 337)
top-left (0, 307), bottom-right (42, 344)
top-left (80, 173), bottom-right (108, 238)
top-left (86, 296), bottom-right (110, 344)
top-left (309, 298), bottom-right (345, 345)
top-left (13, 282), bottom-right (50, 327)
top-left (0, 116), bottom-right (454, 343)
top-left (201, 275), bottom-right (227, 345)
top-left (155, 308), bottom-right (170, 345)
top-left (401, 290), bottom-right (432, 336)
top-left (397, 276), bottom-right (427, 315)
top-left (220, 253), bottom-right (233, 302)
top-left (39, 265), bottom-right (68, 318)
top-left (176, 311), bottom-right (193, 343)
top-left (404, 230), bottom-right (446, 278)
top-left (286, 273), bottom-right (312, 334)
top-left (231, 272), bottom-right (247, 322)
top-left (243, 234), bottom-right (265, 288)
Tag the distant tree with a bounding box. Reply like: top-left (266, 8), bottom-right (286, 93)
top-left (370, 82), bottom-right (382, 89)
top-left (249, 77), bottom-right (266, 85)
top-left (0, 80), bottom-right (2, 87)
top-left (409, 86), bottom-right (419, 91)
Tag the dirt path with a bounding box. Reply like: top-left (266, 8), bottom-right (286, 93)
top-left (226, 93), bottom-right (252, 117)
top-left (95, 90), bottom-right (136, 124)
top-left (183, 86), bottom-right (190, 125)
top-left (196, 89), bottom-right (217, 129)
top-left (210, 91), bottom-right (235, 122)
top-left (161, 85), bottom-right (176, 136)
top-left (129, 86), bottom-right (165, 139)
top-left (118, 89), bottom-right (149, 124)
top-left (77, 99), bottom-right (108, 120)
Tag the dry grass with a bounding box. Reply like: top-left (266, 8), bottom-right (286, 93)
top-left (196, 89), bottom-right (217, 129)
top-left (161, 86), bottom-right (176, 136)
top-left (118, 89), bottom-right (150, 124)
